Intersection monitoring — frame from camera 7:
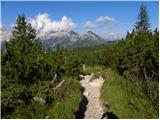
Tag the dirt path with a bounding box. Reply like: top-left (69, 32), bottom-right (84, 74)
top-left (80, 74), bottom-right (105, 119)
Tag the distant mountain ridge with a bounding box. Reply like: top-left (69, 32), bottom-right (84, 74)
top-left (1, 29), bottom-right (116, 52)
top-left (40, 30), bottom-right (115, 51)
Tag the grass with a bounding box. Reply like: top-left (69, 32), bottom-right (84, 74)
top-left (3, 77), bottom-right (82, 119)
top-left (101, 68), bottom-right (159, 119)
top-left (2, 65), bottom-right (158, 119)
top-left (101, 68), bottom-right (130, 118)
top-left (48, 77), bottom-right (82, 118)
top-left (84, 65), bottom-right (105, 73)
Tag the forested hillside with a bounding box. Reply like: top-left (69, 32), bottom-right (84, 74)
top-left (1, 2), bottom-right (158, 119)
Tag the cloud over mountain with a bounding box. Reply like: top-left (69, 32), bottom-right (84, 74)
top-left (29, 13), bottom-right (77, 39)
top-left (1, 13), bottom-right (121, 43)
top-left (0, 26), bottom-right (10, 42)
top-left (96, 16), bottom-right (116, 23)
top-left (100, 32), bottom-right (123, 41)
top-left (83, 21), bottom-right (96, 29)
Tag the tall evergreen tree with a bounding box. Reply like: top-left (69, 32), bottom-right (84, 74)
top-left (135, 2), bottom-right (151, 32)
top-left (6, 14), bottom-right (36, 55)
top-left (2, 14), bottom-right (41, 84)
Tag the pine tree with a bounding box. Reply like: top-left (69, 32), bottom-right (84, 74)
top-left (3, 14), bottom-right (40, 84)
top-left (135, 2), bottom-right (151, 32)
top-left (6, 14), bottom-right (36, 54)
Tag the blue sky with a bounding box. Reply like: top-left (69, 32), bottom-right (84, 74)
top-left (1, 1), bottom-right (159, 39)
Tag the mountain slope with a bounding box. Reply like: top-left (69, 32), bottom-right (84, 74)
top-left (40, 30), bottom-right (108, 50)
top-left (40, 31), bottom-right (80, 50)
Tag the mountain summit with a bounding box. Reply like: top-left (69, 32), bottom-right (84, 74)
top-left (40, 30), bottom-right (106, 51)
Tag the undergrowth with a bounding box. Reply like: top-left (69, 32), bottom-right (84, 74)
top-left (100, 68), bottom-right (158, 119)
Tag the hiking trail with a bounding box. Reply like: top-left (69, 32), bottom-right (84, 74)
top-left (80, 73), bottom-right (105, 119)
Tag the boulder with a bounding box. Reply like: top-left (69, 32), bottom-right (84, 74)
top-left (33, 97), bottom-right (46, 105)
top-left (79, 74), bottom-right (84, 80)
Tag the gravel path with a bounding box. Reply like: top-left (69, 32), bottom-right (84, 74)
top-left (80, 74), bottom-right (105, 119)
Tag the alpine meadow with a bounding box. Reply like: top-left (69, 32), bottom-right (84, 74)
top-left (1, 1), bottom-right (159, 119)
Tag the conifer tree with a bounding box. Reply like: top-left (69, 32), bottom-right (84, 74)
top-left (135, 2), bottom-right (151, 32)
top-left (3, 14), bottom-right (40, 84)
top-left (6, 14), bottom-right (36, 55)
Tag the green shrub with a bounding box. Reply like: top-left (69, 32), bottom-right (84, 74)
top-left (101, 68), bottom-right (158, 119)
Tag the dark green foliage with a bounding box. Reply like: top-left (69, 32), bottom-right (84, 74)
top-left (69, 3), bottom-right (158, 116)
top-left (117, 30), bottom-right (159, 81)
top-left (1, 77), bottom-right (33, 118)
top-left (135, 2), bottom-right (151, 32)
top-left (101, 68), bottom-right (158, 118)
top-left (96, 45), bottom-right (118, 69)
top-left (1, 15), bottom-right (82, 118)
top-left (113, 28), bottom-right (159, 117)
top-left (1, 3), bottom-right (158, 118)
top-left (2, 14), bottom-right (40, 84)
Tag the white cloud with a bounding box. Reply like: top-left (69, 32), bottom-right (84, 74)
top-left (83, 21), bottom-right (96, 29)
top-left (96, 16), bottom-right (117, 23)
top-left (29, 13), bottom-right (77, 39)
top-left (100, 32), bottom-right (123, 41)
top-left (0, 26), bottom-right (10, 42)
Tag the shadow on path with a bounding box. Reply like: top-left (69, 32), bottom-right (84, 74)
top-left (107, 112), bottom-right (119, 119)
top-left (74, 87), bottom-right (88, 119)
top-left (101, 112), bottom-right (119, 119)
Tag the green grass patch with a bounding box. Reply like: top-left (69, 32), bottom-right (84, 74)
top-left (82, 65), bottom-right (105, 75)
top-left (48, 77), bottom-right (82, 118)
top-left (101, 68), bottom-right (158, 119)
top-left (3, 77), bottom-right (82, 119)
